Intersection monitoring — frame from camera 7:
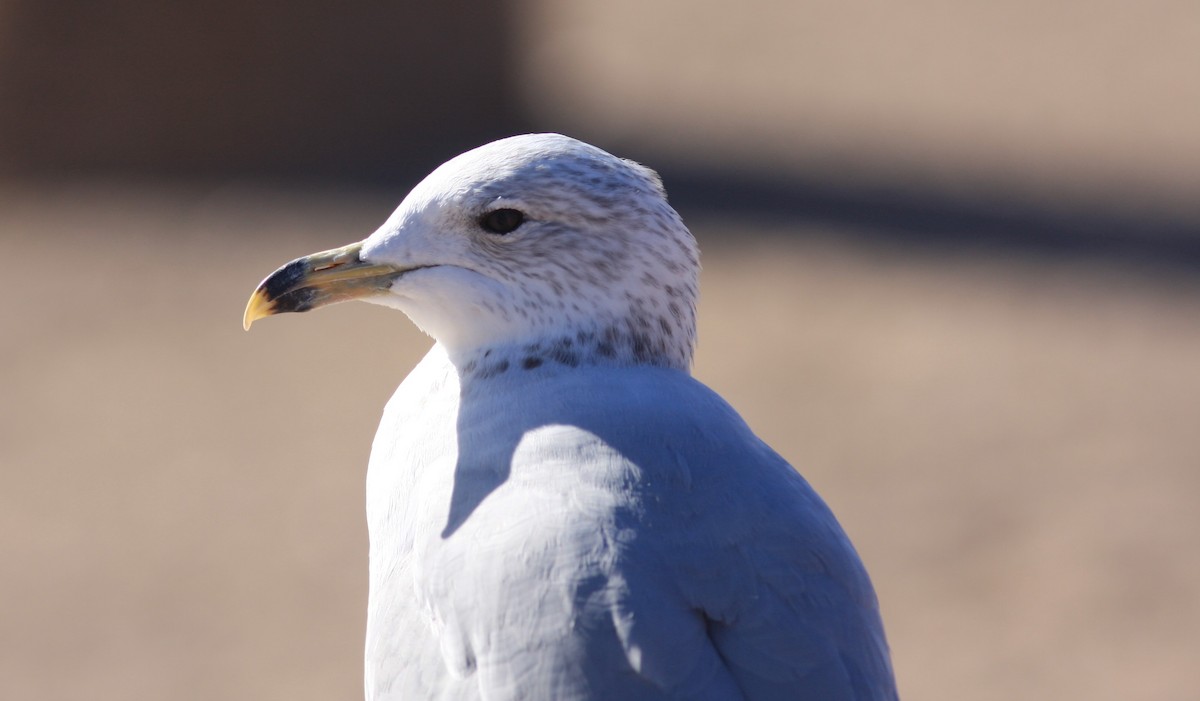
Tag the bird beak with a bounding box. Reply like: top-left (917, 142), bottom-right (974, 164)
top-left (243, 241), bottom-right (406, 330)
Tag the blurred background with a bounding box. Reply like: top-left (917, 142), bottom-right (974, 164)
top-left (2, 1), bottom-right (1198, 699)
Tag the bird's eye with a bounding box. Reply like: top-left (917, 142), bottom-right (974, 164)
top-left (479, 208), bottom-right (525, 235)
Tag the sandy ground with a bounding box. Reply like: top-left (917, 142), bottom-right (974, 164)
top-left (2, 182), bottom-right (1199, 700)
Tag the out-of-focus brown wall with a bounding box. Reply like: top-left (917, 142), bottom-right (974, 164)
top-left (0, 1), bottom-right (521, 179)
top-left (2, 0), bottom-right (1197, 218)
top-left (518, 0), bottom-right (1200, 213)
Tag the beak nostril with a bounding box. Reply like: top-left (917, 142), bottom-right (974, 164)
top-left (313, 261), bottom-right (343, 272)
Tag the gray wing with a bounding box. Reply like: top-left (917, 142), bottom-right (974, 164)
top-left (562, 369), bottom-right (899, 700)
top-left (666, 440), bottom-right (895, 700)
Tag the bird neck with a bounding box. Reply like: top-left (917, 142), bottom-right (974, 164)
top-left (443, 319), bottom-right (694, 384)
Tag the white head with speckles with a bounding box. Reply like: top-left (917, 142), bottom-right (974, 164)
top-left (246, 134), bottom-right (699, 374)
top-left (363, 134), bottom-right (699, 368)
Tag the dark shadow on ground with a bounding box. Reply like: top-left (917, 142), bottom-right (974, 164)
top-left (654, 162), bottom-right (1200, 273)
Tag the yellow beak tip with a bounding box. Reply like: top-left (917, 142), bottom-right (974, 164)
top-left (242, 290), bottom-right (272, 331)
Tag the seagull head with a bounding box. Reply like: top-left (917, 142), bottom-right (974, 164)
top-left (244, 134), bottom-right (699, 370)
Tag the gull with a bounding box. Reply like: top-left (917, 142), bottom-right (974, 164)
top-left (244, 134), bottom-right (897, 700)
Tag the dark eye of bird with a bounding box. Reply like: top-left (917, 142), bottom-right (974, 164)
top-left (480, 208), bottom-right (525, 235)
